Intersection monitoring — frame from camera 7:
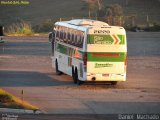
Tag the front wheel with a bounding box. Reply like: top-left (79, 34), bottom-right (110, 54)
top-left (55, 60), bottom-right (62, 75)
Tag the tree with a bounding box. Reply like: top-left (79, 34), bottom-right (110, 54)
top-left (105, 4), bottom-right (124, 25)
top-left (96, 0), bottom-right (103, 10)
top-left (106, 4), bottom-right (123, 16)
top-left (82, 0), bottom-right (103, 17)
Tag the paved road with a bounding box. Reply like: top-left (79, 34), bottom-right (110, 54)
top-left (0, 33), bottom-right (160, 114)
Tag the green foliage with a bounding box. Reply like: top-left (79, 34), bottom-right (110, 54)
top-left (6, 21), bottom-right (34, 35)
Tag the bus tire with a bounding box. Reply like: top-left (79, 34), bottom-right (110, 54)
top-left (74, 68), bottom-right (79, 84)
top-left (72, 67), bottom-right (76, 84)
top-left (55, 60), bottom-right (62, 75)
top-left (75, 68), bottom-right (82, 85)
top-left (111, 81), bottom-right (117, 85)
top-left (77, 79), bottom-right (82, 85)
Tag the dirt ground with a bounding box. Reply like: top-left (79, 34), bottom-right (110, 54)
top-left (0, 33), bottom-right (160, 115)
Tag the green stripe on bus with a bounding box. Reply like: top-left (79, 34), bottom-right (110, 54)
top-left (87, 35), bottom-right (114, 44)
top-left (87, 52), bottom-right (125, 62)
top-left (56, 43), bottom-right (67, 54)
top-left (56, 42), bottom-right (126, 62)
top-left (117, 35), bottom-right (125, 44)
top-left (56, 42), bottom-right (84, 60)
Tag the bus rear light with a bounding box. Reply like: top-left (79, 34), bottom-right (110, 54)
top-left (102, 73), bottom-right (109, 77)
top-left (92, 53), bottom-right (120, 57)
top-left (124, 56), bottom-right (127, 65)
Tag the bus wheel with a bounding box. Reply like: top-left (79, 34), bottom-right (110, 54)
top-left (55, 60), bottom-right (62, 75)
top-left (72, 67), bottom-right (76, 84)
top-left (77, 79), bottom-right (82, 85)
top-left (75, 68), bottom-right (82, 85)
top-left (111, 81), bottom-right (117, 85)
top-left (74, 68), bottom-right (79, 84)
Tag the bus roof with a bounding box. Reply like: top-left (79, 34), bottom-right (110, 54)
top-left (66, 19), bottom-right (109, 26)
top-left (55, 19), bottom-right (109, 31)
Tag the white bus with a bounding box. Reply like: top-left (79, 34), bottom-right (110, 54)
top-left (50, 19), bottom-right (127, 85)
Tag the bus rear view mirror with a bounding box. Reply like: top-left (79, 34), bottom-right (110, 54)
top-left (48, 32), bottom-right (53, 43)
top-left (0, 26), bottom-right (4, 43)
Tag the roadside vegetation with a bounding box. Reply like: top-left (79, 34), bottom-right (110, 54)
top-left (144, 23), bottom-right (160, 32)
top-left (5, 20), bottom-right (54, 36)
top-left (83, 0), bottom-right (160, 32)
top-left (5, 18), bottom-right (160, 36)
top-left (5, 21), bottom-right (34, 36)
top-left (0, 89), bottom-right (37, 110)
top-left (3, 0), bottom-right (160, 35)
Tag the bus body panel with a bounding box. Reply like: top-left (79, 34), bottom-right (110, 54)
top-left (86, 26), bottom-right (127, 81)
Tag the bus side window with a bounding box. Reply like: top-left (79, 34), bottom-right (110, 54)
top-left (56, 31), bottom-right (59, 41)
top-left (75, 35), bottom-right (78, 46)
top-left (63, 32), bottom-right (67, 43)
top-left (67, 32), bottom-right (71, 44)
top-left (79, 35), bottom-right (84, 48)
top-left (68, 33), bottom-right (73, 45)
top-left (60, 31), bottom-right (63, 40)
top-left (71, 33), bottom-right (74, 44)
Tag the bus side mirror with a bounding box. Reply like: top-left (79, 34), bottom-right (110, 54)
top-left (0, 26), bottom-right (4, 43)
top-left (48, 31), bottom-right (55, 42)
top-left (48, 32), bottom-right (53, 42)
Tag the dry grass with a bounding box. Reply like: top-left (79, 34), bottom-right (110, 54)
top-left (5, 21), bottom-right (34, 35)
top-left (0, 89), bottom-right (37, 110)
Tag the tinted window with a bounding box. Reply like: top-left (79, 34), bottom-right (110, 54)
top-left (56, 26), bottom-right (84, 48)
top-left (56, 31), bottom-right (59, 41)
top-left (60, 31), bottom-right (63, 39)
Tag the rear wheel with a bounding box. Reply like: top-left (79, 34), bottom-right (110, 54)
top-left (74, 68), bottom-right (82, 85)
top-left (77, 79), bottom-right (82, 85)
top-left (74, 68), bottom-right (78, 84)
top-left (111, 81), bottom-right (118, 85)
top-left (72, 67), bottom-right (76, 84)
top-left (55, 60), bottom-right (62, 75)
